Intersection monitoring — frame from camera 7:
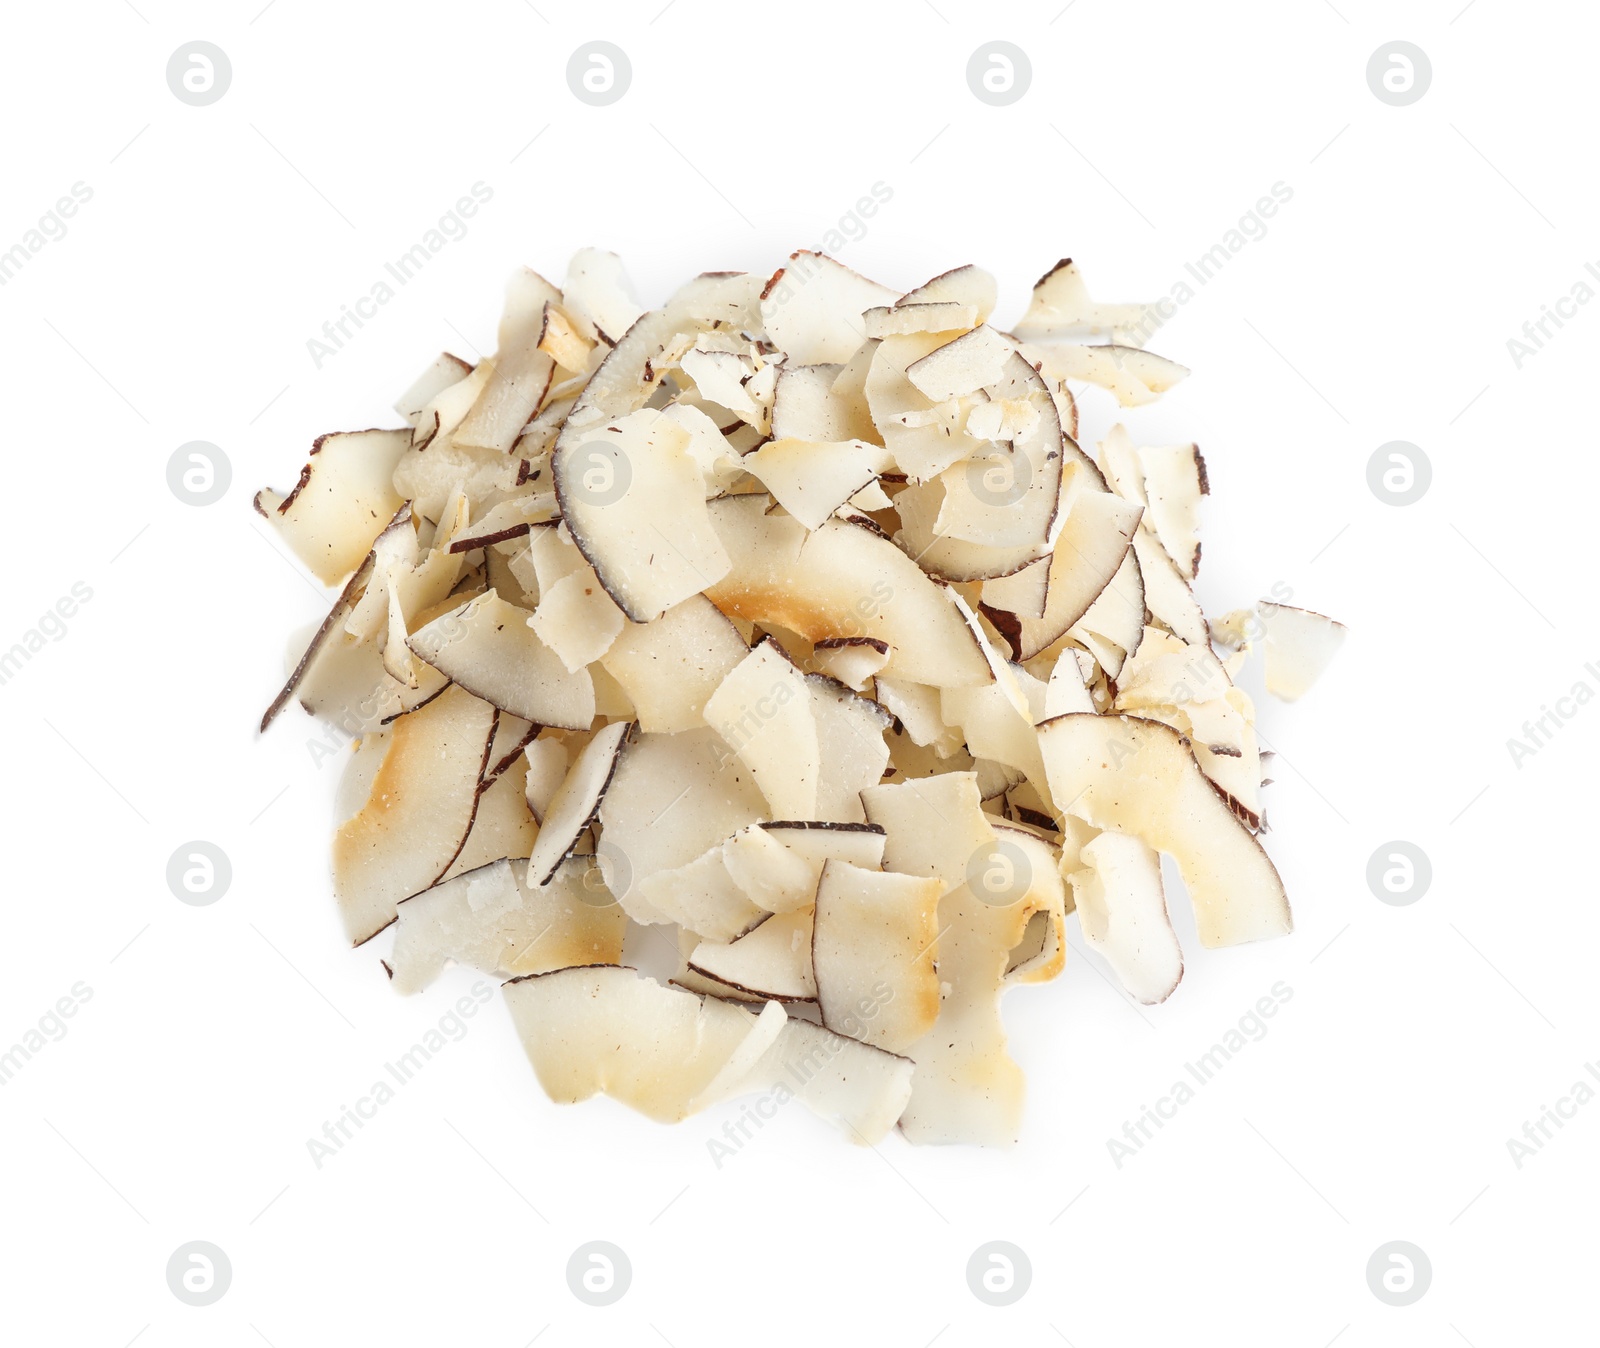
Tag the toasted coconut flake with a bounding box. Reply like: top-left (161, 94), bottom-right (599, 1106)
top-left (688, 999), bottom-right (791, 1112)
top-left (1037, 713), bottom-right (1290, 947)
top-left (598, 594), bottom-right (749, 733)
top-left (1037, 343), bottom-right (1188, 407)
top-left (1258, 602), bottom-right (1347, 701)
top-left (730, 1015), bottom-right (914, 1143)
top-left (1071, 832), bottom-right (1182, 1004)
top-left (440, 749), bottom-right (541, 880)
top-left (391, 856), bottom-right (625, 993)
top-left (688, 908), bottom-right (816, 1002)
top-left (807, 673), bottom-right (892, 822)
top-left (1132, 528), bottom-right (1208, 647)
top-left (1067, 548), bottom-right (1147, 679)
top-left (502, 965), bottom-right (772, 1123)
top-left (526, 720), bottom-right (630, 887)
top-left (892, 478), bottom-right (1053, 583)
top-left (931, 356), bottom-right (1067, 552)
top-left (898, 826), bottom-right (1067, 1145)
top-left (633, 841), bottom-right (766, 942)
top-left (862, 301), bottom-right (978, 339)
top-left (721, 824), bottom-right (820, 914)
top-left (528, 564), bottom-right (627, 672)
top-left (1138, 442), bottom-right (1207, 580)
top-left (537, 302), bottom-right (595, 372)
top-left (812, 860), bottom-right (941, 1052)
top-left (446, 493), bottom-right (558, 554)
top-left (982, 555), bottom-right (1050, 620)
top-left (810, 636), bottom-right (891, 692)
top-left (1015, 258), bottom-right (1161, 346)
top-left (703, 640), bottom-right (820, 819)
top-left (408, 591), bottom-right (595, 730)
top-left (332, 685), bottom-right (497, 945)
top-left (1016, 490), bottom-right (1143, 660)
top-left (898, 264), bottom-right (998, 322)
top-left (940, 671), bottom-right (1051, 810)
top-left (706, 495), bottom-right (991, 688)
top-left (861, 772), bottom-right (996, 895)
top-left (261, 547), bottom-right (379, 733)
top-left (760, 251), bottom-right (899, 364)
top-left (742, 437), bottom-right (892, 530)
top-left (596, 726), bottom-right (769, 921)
top-left (771, 362), bottom-right (877, 443)
top-left (255, 430), bottom-right (412, 584)
top-left (875, 675), bottom-right (965, 755)
top-left (523, 735), bottom-right (568, 822)
top-left (396, 352), bottom-right (472, 426)
top-left (865, 333), bottom-right (987, 481)
top-left (455, 270), bottom-right (560, 453)
top-left (554, 408), bottom-right (731, 623)
top-left (562, 247), bottom-right (644, 344)
top-left (904, 325), bottom-right (1015, 402)
top-left (743, 821), bottom-right (888, 912)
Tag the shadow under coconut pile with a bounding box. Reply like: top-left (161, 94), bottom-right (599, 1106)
top-left (256, 247), bottom-right (1346, 1146)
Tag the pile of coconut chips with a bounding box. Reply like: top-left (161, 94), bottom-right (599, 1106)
top-left (257, 249), bottom-right (1345, 1146)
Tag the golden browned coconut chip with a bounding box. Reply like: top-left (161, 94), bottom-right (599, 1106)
top-left (258, 249), bottom-right (1339, 1145)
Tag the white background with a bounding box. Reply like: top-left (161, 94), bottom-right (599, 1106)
top-left (1, 1), bottom-right (1593, 1343)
